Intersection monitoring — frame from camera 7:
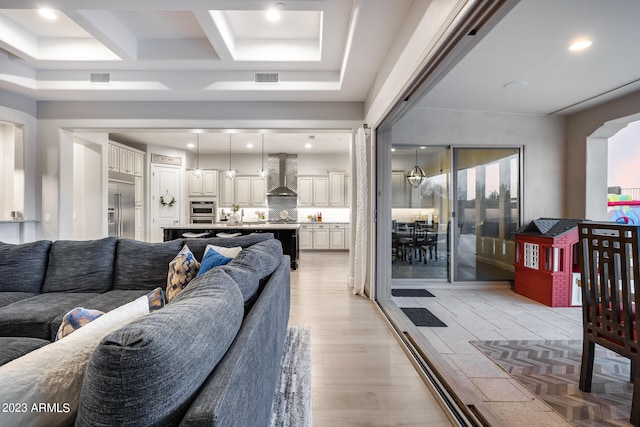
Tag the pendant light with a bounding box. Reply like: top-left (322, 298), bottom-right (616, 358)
top-left (192, 133), bottom-right (202, 177)
top-left (406, 148), bottom-right (425, 187)
top-left (225, 133), bottom-right (236, 180)
top-left (258, 134), bottom-right (268, 179)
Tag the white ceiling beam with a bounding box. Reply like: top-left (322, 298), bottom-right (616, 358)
top-left (193, 10), bottom-right (233, 62)
top-left (0, 14), bottom-right (38, 60)
top-left (62, 9), bottom-right (137, 60)
top-left (0, 1), bottom-right (326, 12)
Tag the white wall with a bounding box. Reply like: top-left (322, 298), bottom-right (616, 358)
top-left (392, 107), bottom-right (566, 223)
top-left (73, 141), bottom-right (103, 240)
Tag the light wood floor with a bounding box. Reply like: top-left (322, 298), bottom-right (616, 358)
top-left (289, 251), bottom-right (455, 427)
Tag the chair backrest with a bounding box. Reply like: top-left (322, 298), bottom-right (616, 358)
top-left (578, 221), bottom-right (640, 354)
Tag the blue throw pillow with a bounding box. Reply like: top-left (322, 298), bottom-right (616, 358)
top-left (196, 248), bottom-right (233, 277)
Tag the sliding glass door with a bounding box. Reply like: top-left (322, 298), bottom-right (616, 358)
top-left (453, 148), bottom-right (520, 282)
top-left (391, 146), bottom-right (451, 282)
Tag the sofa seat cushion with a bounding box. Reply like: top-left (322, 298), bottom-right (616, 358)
top-left (76, 269), bottom-right (244, 427)
top-left (0, 240), bottom-right (51, 293)
top-left (0, 295), bottom-right (151, 427)
top-left (0, 337), bottom-right (49, 366)
top-left (48, 290), bottom-right (153, 339)
top-left (185, 233), bottom-right (274, 260)
top-left (0, 292), bottom-right (39, 308)
top-left (114, 238), bottom-right (184, 290)
top-left (0, 292), bottom-right (100, 340)
top-left (42, 237), bottom-right (118, 293)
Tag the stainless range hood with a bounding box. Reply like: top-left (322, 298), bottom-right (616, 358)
top-left (267, 153), bottom-right (297, 197)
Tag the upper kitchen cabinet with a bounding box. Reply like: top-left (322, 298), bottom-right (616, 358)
top-left (328, 171), bottom-right (345, 206)
top-left (219, 172), bottom-right (235, 206)
top-left (298, 171), bottom-right (347, 207)
top-left (188, 170), bottom-right (217, 197)
top-left (109, 142), bottom-right (144, 177)
top-left (235, 176), bottom-right (267, 207)
top-left (297, 176), bottom-right (328, 207)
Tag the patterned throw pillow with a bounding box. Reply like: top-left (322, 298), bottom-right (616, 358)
top-left (196, 247), bottom-right (233, 278)
top-left (55, 307), bottom-right (105, 341)
top-left (166, 245), bottom-right (200, 302)
top-left (146, 287), bottom-right (165, 312)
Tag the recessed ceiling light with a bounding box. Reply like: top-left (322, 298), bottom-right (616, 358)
top-left (569, 39), bottom-right (592, 52)
top-left (38, 8), bottom-right (57, 20)
top-left (266, 3), bottom-right (284, 22)
top-left (305, 143), bottom-right (312, 149)
top-left (391, 148), bottom-right (396, 152)
top-left (419, 146), bottom-right (426, 149)
top-left (187, 143), bottom-right (195, 148)
top-left (246, 143), bottom-right (254, 149)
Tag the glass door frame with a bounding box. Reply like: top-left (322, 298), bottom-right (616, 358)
top-left (376, 139), bottom-right (524, 301)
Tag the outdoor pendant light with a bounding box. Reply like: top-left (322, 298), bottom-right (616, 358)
top-left (258, 134), bottom-right (268, 179)
top-left (225, 134), bottom-right (236, 180)
top-left (406, 148), bottom-right (425, 187)
top-left (192, 133), bottom-right (202, 177)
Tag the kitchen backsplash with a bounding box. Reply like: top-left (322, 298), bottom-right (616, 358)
top-left (298, 208), bottom-right (350, 223)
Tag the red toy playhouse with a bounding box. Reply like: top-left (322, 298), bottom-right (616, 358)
top-left (513, 218), bottom-right (582, 307)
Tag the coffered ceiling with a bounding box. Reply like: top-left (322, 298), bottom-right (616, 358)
top-left (0, 0), bottom-right (412, 102)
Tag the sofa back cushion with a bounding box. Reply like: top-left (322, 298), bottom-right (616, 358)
top-left (76, 269), bottom-right (244, 427)
top-left (0, 240), bottom-right (52, 293)
top-left (113, 238), bottom-right (183, 290)
top-left (42, 237), bottom-right (118, 293)
top-left (219, 239), bottom-right (283, 303)
top-left (185, 232), bottom-right (274, 261)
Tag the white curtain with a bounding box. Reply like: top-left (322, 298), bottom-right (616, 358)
top-left (349, 127), bottom-right (368, 296)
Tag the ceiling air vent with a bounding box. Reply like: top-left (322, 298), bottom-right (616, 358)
top-left (254, 72), bottom-right (279, 84)
top-left (89, 72), bottom-right (110, 84)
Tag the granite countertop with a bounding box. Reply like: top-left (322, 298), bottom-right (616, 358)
top-left (162, 222), bottom-right (301, 230)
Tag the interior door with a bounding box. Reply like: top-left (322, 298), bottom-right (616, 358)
top-left (150, 164), bottom-right (181, 242)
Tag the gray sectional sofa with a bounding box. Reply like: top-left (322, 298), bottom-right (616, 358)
top-left (0, 233), bottom-right (290, 426)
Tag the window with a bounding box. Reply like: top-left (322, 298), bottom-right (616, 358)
top-left (523, 242), bottom-right (539, 269)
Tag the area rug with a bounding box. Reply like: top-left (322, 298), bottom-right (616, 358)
top-left (270, 327), bottom-right (312, 427)
top-left (392, 288), bottom-right (435, 297)
top-left (400, 307), bottom-right (447, 327)
top-left (472, 340), bottom-right (633, 426)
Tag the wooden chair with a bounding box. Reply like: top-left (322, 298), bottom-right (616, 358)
top-left (578, 221), bottom-right (640, 426)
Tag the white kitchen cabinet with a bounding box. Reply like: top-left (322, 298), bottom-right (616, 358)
top-left (109, 142), bottom-right (144, 176)
top-left (219, 172), bottom-right (235, 206)
top-left (134, 206), bottom-right (144, 240)
top-left (299, 224), bottom-right (313, 249)
top-left (329, 223), bottom-right (345, 249)
top-left (134, 176), bottom-right (143, 207)
top-left (134, 152), bottom-right (144, 177)
top-left (297, 176), bottom-right (329, 207)
top-left (345, 176), bottom-right (351, 207)
top-left (119, 148), bottom-right (135, 174)
top-left (329, 171), bottom-right (345, 206)
top-left (108, 144), bottom-right (120, 171)
top-left (234, 176), bottom-right (266, 207)
top-left (189, 170), bottom-right (217, 197)
top-left (312, 223), bottom-right (330, 249)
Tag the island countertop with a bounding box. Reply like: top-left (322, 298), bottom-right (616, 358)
top-left (162, 222), bottom-right (300, 230)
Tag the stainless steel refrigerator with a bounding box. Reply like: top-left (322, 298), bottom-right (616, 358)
top-left (108, 180), bottom-right (135, 239)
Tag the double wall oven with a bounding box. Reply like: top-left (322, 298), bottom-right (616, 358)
top-left (190, 200), bottom-right (216, 224)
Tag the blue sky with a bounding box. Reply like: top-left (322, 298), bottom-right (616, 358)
top-left (608, 120), bottom-right (640, 190)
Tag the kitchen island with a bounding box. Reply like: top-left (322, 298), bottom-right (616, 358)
top-left (162, 222), bottom-right (300, 270)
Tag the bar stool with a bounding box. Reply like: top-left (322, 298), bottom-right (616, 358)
top-left (182, 232), bottom-right (210, 238)
top-left (216, 232), bottom-right (242, 238)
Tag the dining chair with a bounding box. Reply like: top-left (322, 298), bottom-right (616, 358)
top-left (578, 221), bottom-right (640, 426)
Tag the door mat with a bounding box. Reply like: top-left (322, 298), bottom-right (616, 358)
top-left (392, 288), bottom-right (435, 297)
top-left (472, 339), bottom-right (632, 426)
top-left (400, 307), bottom-right (447, 327)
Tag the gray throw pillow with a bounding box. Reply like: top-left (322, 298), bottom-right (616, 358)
top-left (0, 240), bottom-right (52, 293)
top-left (76, 269), bottom-right (244, 427)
